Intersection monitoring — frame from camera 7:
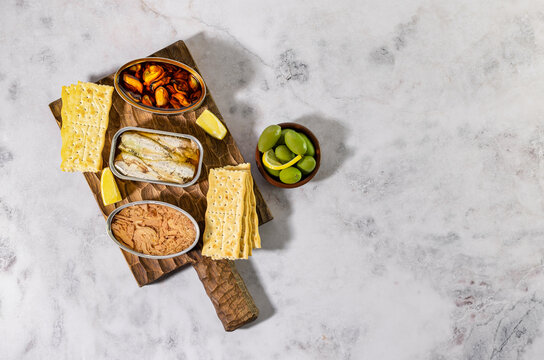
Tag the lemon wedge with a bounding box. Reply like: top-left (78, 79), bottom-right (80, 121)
top-left (262, 150), bottom-right (302, 171)
top-left (196, 109), bottom-right (228, 140)
top-left (100, 167), bottom-right (122, 206)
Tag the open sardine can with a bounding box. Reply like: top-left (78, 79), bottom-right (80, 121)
top-left (108, 126), bottom-right (204, 188)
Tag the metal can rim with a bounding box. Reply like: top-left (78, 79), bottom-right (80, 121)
top-left (113, 57), bottom-right (207, 115)
top-left (106, 200), bottom-right (200, 260)
top-left (108, 126), bottom-right (204, 188)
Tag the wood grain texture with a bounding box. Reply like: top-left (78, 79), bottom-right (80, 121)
top-left (48, 40), bottom-right (272, 331)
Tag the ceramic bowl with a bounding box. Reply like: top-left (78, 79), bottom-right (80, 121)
top-left (255, 122), bottom-right (320, 189)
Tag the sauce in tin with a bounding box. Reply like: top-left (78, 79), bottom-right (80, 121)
top-left (119, 61), bottom-right (203, 110)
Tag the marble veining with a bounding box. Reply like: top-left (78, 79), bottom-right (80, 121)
top-left (2, 0), bottom-right (544, 359)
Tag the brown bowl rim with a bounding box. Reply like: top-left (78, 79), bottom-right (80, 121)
top-left (113, 57), bottom-right (207, 115)
top-left (255, 122), bottom-right (321, 188)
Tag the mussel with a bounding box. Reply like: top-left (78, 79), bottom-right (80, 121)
top-left (128, 64), bottom-right (141, 73)
top-left (173, 80), bottom-right (189, 93)
top-left (141, 95), bottom-right (154, 107)
top-left (155, 86), bottom-right (169, 107)
top-left (172, 70), bottom-right (189, 81)
top-left (171, 93), bottom-right (191, 107)
top-left (126, 90), bottom-right (142, 103)
top-left (122, 73), bottom-right (143, 94)
top-left (150, 76), bottom-right (171, 92)
top-left (143, 65), bottom-right (165, 86)
top-left (191, 90), bottom-right (202, 102)
top-left (170, 98), bottom-right (182, 109)
top-left (188, 76), bottom-right (199, 91)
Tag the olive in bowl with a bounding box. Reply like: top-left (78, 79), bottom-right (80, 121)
top-left (255, 122), bottom-right (320, 188)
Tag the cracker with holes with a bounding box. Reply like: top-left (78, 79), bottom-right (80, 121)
top-left (203, 163), bottom-right (260, 260)
top-left (224, 163), bottom-right (261, 257)
top-left (60, 81), bottom-right (113, 172)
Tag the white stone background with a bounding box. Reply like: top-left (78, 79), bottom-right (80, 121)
top-left (2, 0), bottom-right (544, 359)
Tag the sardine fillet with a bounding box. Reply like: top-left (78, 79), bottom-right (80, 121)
top-left (115, 131), bottom-right (198, 184)
top-left (119, 132), bottom-right (171, 161)
top-left (114, 152), bottom-right (160, 180)
top-left (145, 160), bottom-right (195, 183)
top-left (142, 133), bottom-right (199, 162)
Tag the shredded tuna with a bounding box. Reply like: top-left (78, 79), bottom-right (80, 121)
top-left (111, 204), bottom-right (196, 256)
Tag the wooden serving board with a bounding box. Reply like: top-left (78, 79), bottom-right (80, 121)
top-left (48, 40), bottom-right (273, 331)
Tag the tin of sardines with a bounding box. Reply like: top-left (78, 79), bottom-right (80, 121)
top-left (109, 126), bottom-right (204, 187)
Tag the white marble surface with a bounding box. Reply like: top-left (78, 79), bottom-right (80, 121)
top-left (3, 0), bottom-right (544, 358)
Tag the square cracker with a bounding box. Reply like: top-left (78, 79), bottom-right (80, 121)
top-left (202, 170), bottom-right (225, 257)
top-left (224, 163), bottom-right (261, 249)
top-left (60, 81), bottom-right (113, 172)
top-left (224, 164), bottom-right (258, 258)
top-left (202, 168), bottom-right (248, 259)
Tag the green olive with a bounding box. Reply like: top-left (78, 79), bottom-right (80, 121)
top-left (258, 125), bottom-right (281, 152)
top-left (299, 133), bottom-right (315, 157)
top-left (265, 166), bottom-right (280, 177)
top-left (279, 167), bottom-right (302, 184)
top-left (285, 131), bottom-right (307, 155)
top-left (275, 145), bottom-right (295, 163)
top-left (297, 155), bottom-right (316, 175)
top-left (277, 129), bottom-right (293, 145)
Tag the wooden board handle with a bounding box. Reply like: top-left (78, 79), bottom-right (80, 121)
top-left (190, 252), bottom-right (258, 331)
